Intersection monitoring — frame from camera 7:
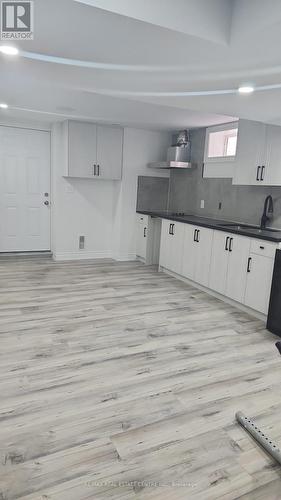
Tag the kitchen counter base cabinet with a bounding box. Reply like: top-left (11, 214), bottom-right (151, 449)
top-left (136, 214), bottom-right (161, 265)
top-left (182, 225), bottom-right (213, 287)
top-left (209, 232), bottom-right (251, 303)
top-left (244, 254), bottom-right (275, 315)
top-left (157, 216), bottom-right (278, 316)
top-left (159, 219), bottom-right (185, 275)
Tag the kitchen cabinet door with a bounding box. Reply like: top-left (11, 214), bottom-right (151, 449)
top-left (209, 231), bottom-right (230, 295)
top-left (96, 125), bottom-right (123, 180)
top-left (182, 224), bottom-right (197, 280)
top-left (244, 254), bottom-right (274, 314)
top-left (263, 124), bottom-right (281, 185)
top-left (67, 121), bottom-right (97, 178)
top-left (168, 221), bottom-right (185, 275)
top-left (194, 228), bottom-right (214, 287)
top-left (225, 235), bottom-right (251, 303)
top-left (159, 219), bottom-right (172, 269)
top-left (136, 214), bottom-right (148, 260)
top-left (233, 120), bottom-right (266, 186)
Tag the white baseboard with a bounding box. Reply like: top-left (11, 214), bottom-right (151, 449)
top-left (160, 266), bottom-right (267, 323)
top-left (53, 251), bottom-right (112, 261)
top-left (113, 253), bottom-right (137, 262)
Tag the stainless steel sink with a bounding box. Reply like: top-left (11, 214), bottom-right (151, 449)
top-left (217, 223), bottom-right (281, 234)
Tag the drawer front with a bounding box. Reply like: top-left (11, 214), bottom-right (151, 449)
top-left (250, 239), bottom-right (278, 258)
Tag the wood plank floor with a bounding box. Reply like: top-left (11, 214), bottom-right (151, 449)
top-left (0, 256), bottom-right (281, 500)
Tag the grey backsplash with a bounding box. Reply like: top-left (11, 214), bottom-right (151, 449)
top-left (169, 128), bottom-right (281, 229)
top-left (137, 176), bottom-right (169, 212)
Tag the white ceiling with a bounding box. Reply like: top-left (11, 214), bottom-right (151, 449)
top-left (1, 0), bottom-right (281, 129)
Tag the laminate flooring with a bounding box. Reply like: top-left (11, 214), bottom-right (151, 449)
top-left (0, 256), bottom-right (281, 499)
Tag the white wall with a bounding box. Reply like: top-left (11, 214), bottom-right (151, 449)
top-left (112, 127), bottom-right (170, 260)
top-left (51, 122), bottom-right (171, 261)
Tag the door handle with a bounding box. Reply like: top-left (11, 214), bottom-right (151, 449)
top-left (225, 236), bottom-right (230, 251)
top-left (260, 166), bottom-right (265, 181)
top-left (143, 227), bottom-right (147, 238)
top-left (247, 257), bottom-right (252, 273)
top-left (229, 238), bottom-right (233, 252)
top-left (196, 229), bottom-right (200, 242)
top-left (44, 200), bottom-right (49, 206)
top-left (256, 166), bottom-right (261, 181)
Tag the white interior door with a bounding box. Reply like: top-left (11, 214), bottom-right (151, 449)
top-left (0, 126), bottom-right (51, 252)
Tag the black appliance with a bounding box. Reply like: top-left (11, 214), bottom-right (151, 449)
top-left (267, 249), bottom-right (281, 337)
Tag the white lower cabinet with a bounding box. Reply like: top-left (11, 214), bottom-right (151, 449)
top-left (209, 231), bottom-right (230, 295)
top-left (209, 232), bottom-right (251, 303)
top-left (225, 235), bottom-right (251, 303)
top-left (157, 218), bottom-right (278, 316)
top-left (159, 219), bottom-right (185, 275)
top-left (182, 225), bottom-right (213, 287)
top-left (136, 214), bottom-right (148, 261)
top-left (136, 214), bottom-right (162, 265)
top-left (244, 254), bottom-right (275, 314)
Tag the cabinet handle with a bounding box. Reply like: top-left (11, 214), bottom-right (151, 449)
top-left (193, 229), bottom-right (197, 242)
top-left (256, 166), bottom-right (261, 181)
top-left (197, 229), bottom-right (200, 243)
top-left (169, 223), bottom-right (172, 235)
top-left (93, 164), bottom-right (96, 176)
top-left (225, 236), bottom-right (230, 251)
top-left (247, 257), bottom-right (252, 273)
top-left (97, 164), bottom-right (100, 176)
top-left (260, 166), bottom-right (265, 181)
top-left (229, 238), bottom-right (233, 252)
top-left (259, 246), bottom-right (265, 250)
top-left (171, 224), bottom-right (175, 235)
top-left (143, 227), bottom-right (147, 238)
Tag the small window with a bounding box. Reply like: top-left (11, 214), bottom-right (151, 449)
top-left (204, 122), bottom-right (238, 163)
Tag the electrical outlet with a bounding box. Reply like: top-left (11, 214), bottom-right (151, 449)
top-left (200, 200), bottom-right (205, 209)
top-left (79, 236), bottom-right (85, 249)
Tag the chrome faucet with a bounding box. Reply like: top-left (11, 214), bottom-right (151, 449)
top-left (260, 195), bottom-right (273, 230)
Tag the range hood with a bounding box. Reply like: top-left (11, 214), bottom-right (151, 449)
top-left (148, 130), bottom-right (196, 169)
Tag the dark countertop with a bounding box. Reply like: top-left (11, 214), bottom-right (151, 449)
top-left (137, 210), bottom-right (281, 243)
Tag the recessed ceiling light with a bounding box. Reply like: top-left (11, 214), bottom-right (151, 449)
top-left (0, 46), bottom-right (19, 56)
top-left (0, 103), bottom-right (8, 109)
top-left (238, 85), bottom-right (254, 94)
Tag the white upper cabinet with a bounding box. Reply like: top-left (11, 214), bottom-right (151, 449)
top-left (63, 120), bottom-right (123, 180)
top-left (96, 125), bottom-right (123, 180)
top-left (66, 121), bottom-right (97, 178)
top-left (233, 119), bottom-right (281, 186)
top-left (232, 120), bottom-right (267, 185)
top-left (263, 124), bottom-right (281, 185)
